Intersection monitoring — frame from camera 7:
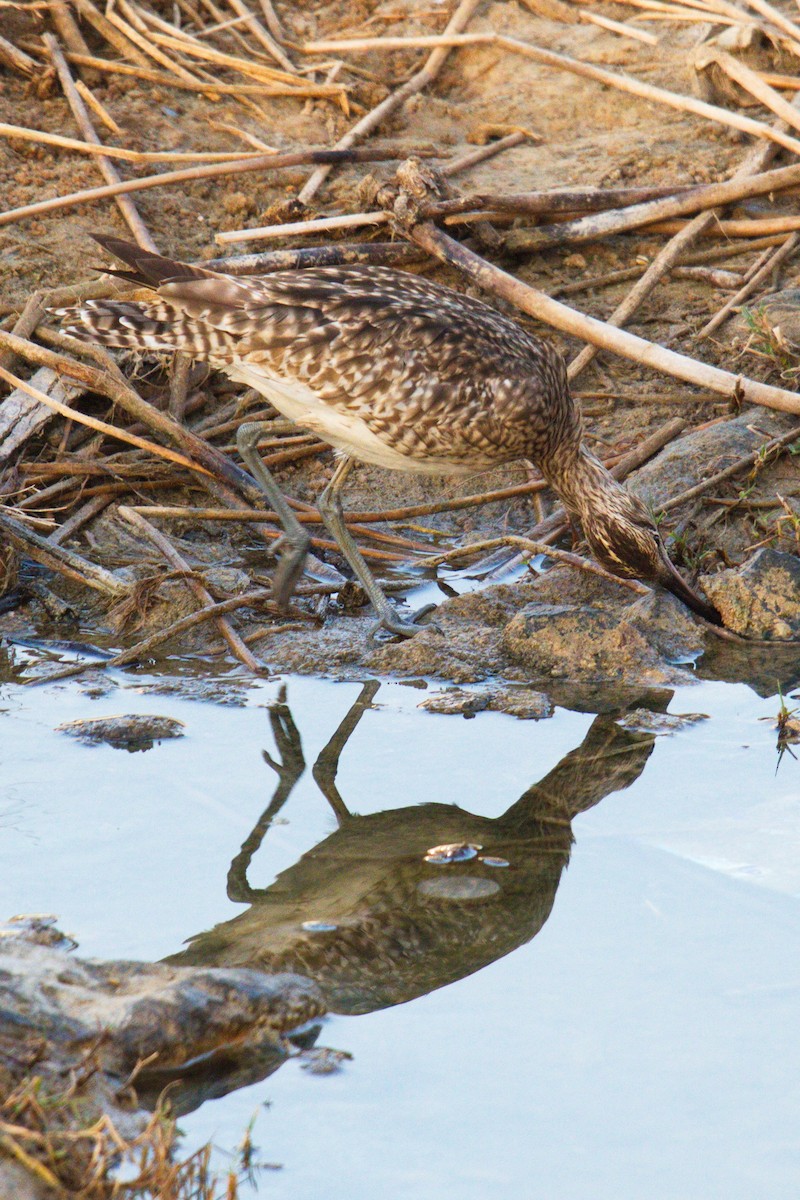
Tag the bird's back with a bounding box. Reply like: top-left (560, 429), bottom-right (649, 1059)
top-left (64, 252), bottom-right (579, 472)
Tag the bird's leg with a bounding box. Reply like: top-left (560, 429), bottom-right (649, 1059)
top-left (236, 421), bottom-right (311, 607)
top-left (316, 455), bottom-right (436, 640)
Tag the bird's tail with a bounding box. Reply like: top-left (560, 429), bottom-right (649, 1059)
top-left (55, 298), bottom-right (237, 360)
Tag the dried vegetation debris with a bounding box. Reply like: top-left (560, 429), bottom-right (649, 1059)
top-left (0, 0), bottom-right (799, 688)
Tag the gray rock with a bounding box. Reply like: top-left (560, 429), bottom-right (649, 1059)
top-left (702, 548), bottom-right (800, 638)
top-left (0, 919), bottom-right (325, 1077)
top-left (628, 407), bottom-right (799, 513)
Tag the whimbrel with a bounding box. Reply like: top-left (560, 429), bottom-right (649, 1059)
top-left (59, 237), bottom-right (718, 634)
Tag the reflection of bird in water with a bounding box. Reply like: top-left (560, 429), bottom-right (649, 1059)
top-left (166, 684), bottom-right (657, 1016)
top-left (59, 237), bottom-right (718, 637)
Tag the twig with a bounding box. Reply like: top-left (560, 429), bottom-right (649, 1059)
top-left (44, 33), bottom-right (158, 252)
top-left (0, 510), bottom-right (126, 597)
top-left (0, 146), bottom-right (425, 228)
top-left (47, 0), bottom-right (93, 62)
top-left (441, 131), bottom-right (531, 176)
top-left (0, 34), bottom-right (39, 77)
top-left (578, 8), bottom-right (660, 43)
top-left (0, 364), bottom-right (208, 476)
top-left (54, 49), bottom-right (337, 94)
top-left (117, 506), bottom-right (265, 671)
top-left (224, 0), bottom-right (296, 73)
top-left (297, 0), bottom-right (481, 204)
top-left (216, 210), bottom-right (387, 245)
top-left (0, 121), bottom-right (268, 163)
top-left (204, 241), bottom-right (423, 273)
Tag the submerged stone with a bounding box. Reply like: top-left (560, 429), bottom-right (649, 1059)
top-left (56, 713), bottom-right (186, 751)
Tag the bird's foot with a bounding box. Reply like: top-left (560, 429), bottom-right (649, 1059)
top-left (368, 602), bottom-right (440, 643)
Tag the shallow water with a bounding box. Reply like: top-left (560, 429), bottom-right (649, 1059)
top-left (2, 649), bottom-right (800, 1198)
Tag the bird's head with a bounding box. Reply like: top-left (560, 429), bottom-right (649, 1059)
top-left (581, 489), bottom-right (721, 623)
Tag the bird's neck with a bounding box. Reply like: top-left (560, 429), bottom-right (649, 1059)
top-left (540, 444), bottom-right (626, 527)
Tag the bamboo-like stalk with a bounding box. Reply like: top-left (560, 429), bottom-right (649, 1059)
top-left (503, 159), bottom-right (800, 253)
top-left (0, 365), bottom-right (209, 475)
top-left (0, 122), bottom-right (266, 163)
top-left (45, 34), bottom-right (157, 252)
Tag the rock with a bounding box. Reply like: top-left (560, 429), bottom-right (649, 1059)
top-left (702, 548), bottom-right (800, 638)
top-left (731, 289), bottom-right (800, 355)
top-left (502, 595), bottom-right (701, 686)
top-left (629, 408), bottom-right (800, 513)
top-left (419, 687), bottom-right (492, 717)
top-left (615, 708), bottom-right (708, 735)
top-left (0, 917), bottom-right (324, 1080)
top-left (56, 713), bottom-right (186, 750)
top-left (487, 686), bottom-right (553, 720)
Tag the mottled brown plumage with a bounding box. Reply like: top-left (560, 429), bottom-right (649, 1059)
top-left (58, 237), bottom-right (719, 630)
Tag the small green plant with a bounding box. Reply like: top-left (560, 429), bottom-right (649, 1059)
top-left (741, 306), bottom-right (800, 385)
top-left (760, 684), bottom-right (800, 771)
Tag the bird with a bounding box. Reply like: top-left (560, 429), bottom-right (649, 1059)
top-left (57, 236), bottom-right (719, 635)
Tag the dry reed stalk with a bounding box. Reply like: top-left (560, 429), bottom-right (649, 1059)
top-left (216, 210), bottom-right (387, 244)
top-left (578, 8), bottom-right (659, 42)
top-left (427, 183), bottom-right (699, 218)
top-left (70, 0), bottom-right (153, 68)
top-left (441, 131), bottom-right (532, 175)
top-left (0, 364), bottom-right (209, 475)
top-left (45, 34), bottom-right (157, 252)
top-left (0, 34), bottom-right (38, 77)
top-left (398, 207), bottom-right (800, 414)
top-left (105, 0), bottom-right (215, 86)
top-left (74, 80), bottom-right (122, 135)
top-left (297, 0), bottom-right (482, 204)
top-left (205, 241), bottom-right (422, 273)
top-left (0, 122), bottom-right (268, 163)
top-left (566, 103), bottom-right (791, 381)
top-left (0, 146), bottom-right (417, 228)
top-left (0, 510), bottom-right (127, 597)
top-left (660, 423), bottom-right (800, 511)
top-left (224, 0), bottom-right (296, 72)
top-left (415, 535), bottom-right (650, 595)
top-left (135, 21), bottom-right (339, 94)
top-left (503, 159), bottom-right (800, 253)
top-left (740, 0), bottom-right (800, 45)
top-left (703, 50), bottom-right (800, 135)
top-left (47, 0), bottom-right (93, 60)
top-left (118, 505), bottom-right (265, 671)
top-left (646, 216), bottom-right (800, 236)
top-left (302, 31), bottom-right (800, 156)
top-left (58, 50), bottom-right (338, 94)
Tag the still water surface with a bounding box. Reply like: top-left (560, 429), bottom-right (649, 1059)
top-left (2, 656), bottom-right (800, 1198)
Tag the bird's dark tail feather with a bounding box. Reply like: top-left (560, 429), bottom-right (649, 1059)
top-left (91, 235), bottom-right (211, 289)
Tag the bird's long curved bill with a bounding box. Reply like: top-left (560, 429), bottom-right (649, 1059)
top-left (659, 548), bottom-right (721, 625)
